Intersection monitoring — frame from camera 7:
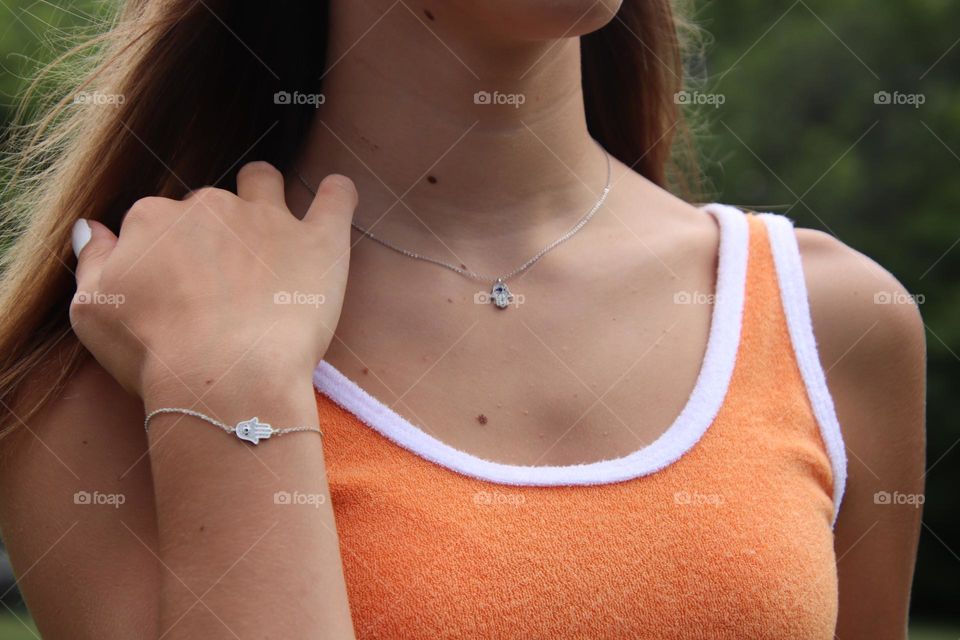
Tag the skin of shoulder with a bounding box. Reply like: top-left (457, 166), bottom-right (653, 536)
top-left (798, 228), bottom-right (926, 640)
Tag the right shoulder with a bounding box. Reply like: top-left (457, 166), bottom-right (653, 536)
top-left (0, 345), bottom-right (137, 466)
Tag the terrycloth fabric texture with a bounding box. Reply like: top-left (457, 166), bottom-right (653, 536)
top-left (315, 213), bottom-right (839, 639)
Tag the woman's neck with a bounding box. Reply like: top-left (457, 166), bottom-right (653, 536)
top-left (294, 1), bottom-right (612, 242)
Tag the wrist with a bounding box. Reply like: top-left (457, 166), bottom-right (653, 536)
top-left (141, 357), bottom-right (318, 421)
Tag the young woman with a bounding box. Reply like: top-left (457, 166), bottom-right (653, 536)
top-left (0, 1), bottom-right (925, 638)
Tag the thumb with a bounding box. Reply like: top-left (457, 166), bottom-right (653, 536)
top-left (73, 219), bottom-right (118, 294)
top-left (302, 174), bottom-right (358, 234)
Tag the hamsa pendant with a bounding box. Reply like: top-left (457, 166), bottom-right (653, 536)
top-left (235, 417), bottom-right (274, 445)
top-left (491, 280), bottom-right (512, 309)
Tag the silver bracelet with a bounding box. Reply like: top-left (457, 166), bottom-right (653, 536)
top-left (144, 408), bottom-right (322, 445)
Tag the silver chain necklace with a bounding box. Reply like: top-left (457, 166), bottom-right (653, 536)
top-left (295, 149), bottom-right (611, 310)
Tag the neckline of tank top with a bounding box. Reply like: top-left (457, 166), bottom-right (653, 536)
top-left (312, 203), bottom-right (749, 486)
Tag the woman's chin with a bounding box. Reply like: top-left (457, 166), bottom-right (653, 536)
top-left (442, 0), bottom-right (622, 41)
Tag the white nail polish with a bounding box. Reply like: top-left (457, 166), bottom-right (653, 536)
top-left (72, 219), bottom-right (91, 258)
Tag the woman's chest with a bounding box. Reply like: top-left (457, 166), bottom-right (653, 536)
top-left (318, 396), bottom-right (839, 640)
top-left (322, 296), bottom-right (711, 467)
top-left (322, 234), bottom-right (717, 467)
top-left (326, 462), bottom-right (838, 640)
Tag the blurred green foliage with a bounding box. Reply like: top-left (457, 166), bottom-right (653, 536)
top-left (0, 0), bottom-right (956, 628)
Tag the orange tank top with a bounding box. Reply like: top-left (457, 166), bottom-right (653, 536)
top-left (312, 205), bottom-right (847, 639)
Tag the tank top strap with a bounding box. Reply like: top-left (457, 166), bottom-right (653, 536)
top-left (756, 212), bottom-right (847, 524)
top-left (704, 205), bottom-right (847, 525)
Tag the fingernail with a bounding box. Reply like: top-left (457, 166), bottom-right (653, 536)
top-left (72, 219), bottom-right (91, 258)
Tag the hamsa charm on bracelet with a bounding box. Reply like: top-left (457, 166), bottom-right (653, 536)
top-left (234, 417), bottom-right (274, 445)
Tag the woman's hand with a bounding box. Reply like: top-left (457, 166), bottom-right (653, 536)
top-left (70, 161), bottom-right (357, 401)
top-left (67, 162), bottom-right (360, 637)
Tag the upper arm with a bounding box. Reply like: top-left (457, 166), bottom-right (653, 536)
top-left (0, 351), bottom-right (159, 639)
top-left (799, 228), bottom-right (926, 640)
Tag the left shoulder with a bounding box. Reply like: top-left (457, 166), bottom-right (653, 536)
top-left (792, 225), bottom-right (925, 637)
top-left (794, 226), bottom-right (925, 382)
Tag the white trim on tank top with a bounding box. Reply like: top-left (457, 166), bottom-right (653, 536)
top-left (759, 213), bottom-right (848, 526)
top-left (312, 203), bottom-right (748, 486)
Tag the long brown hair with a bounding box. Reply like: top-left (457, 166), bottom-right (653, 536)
top-left (0, 0), bottom-right (700, 436)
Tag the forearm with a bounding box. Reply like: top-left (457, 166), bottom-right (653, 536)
top-left (144, 366), bottom-right (355, 639)
top-left (65, 161), bottom-right (359, 637)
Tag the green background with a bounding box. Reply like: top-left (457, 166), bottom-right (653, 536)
top-left (0, 0), bottom-right (957, 636)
